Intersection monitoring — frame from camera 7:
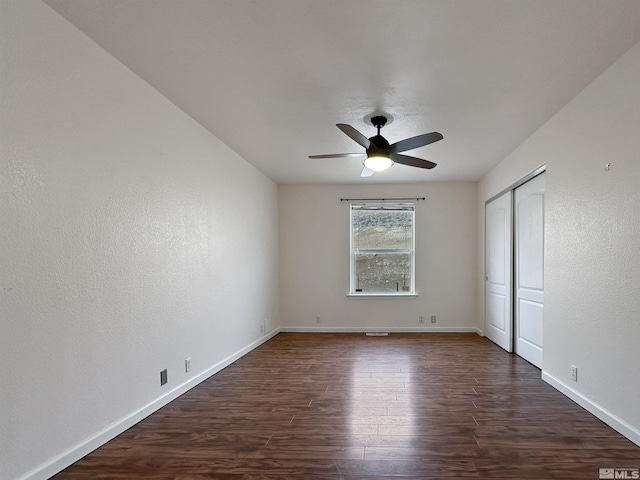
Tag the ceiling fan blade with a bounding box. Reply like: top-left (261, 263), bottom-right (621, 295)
top-left (360, 166), bottom-right (375, 177)
top-left (336, 124), bottom-right (371, 149)
top-left (308, 153), bottom-right (366, 159)
top-left (390, 152), bottom-right (437, 169)
top-left (390, 132), bottom-right (443, 153)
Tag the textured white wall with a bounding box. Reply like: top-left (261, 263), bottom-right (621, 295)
top-left (279, 183), bottom-right (478, 330)
top-left (478, 40), bottom-right (640, 441)
top-left (0, 2), bottom-right (278, 479)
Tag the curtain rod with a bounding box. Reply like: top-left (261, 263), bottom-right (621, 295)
top-left (340, 197), bottom-right (425, 202)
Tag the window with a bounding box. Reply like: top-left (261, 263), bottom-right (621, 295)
top-left (350, 203), bottom-right (415, 295)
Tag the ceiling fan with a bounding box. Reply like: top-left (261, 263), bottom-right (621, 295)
top-left (309, 115), bottom-right (443, 177)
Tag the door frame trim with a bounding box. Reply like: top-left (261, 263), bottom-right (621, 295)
top-left (485, 164), bottom-right (546, 206)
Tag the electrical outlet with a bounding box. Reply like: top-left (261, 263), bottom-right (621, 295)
top-left (185, 358), bottom-right (191, 373)
top-left (160, 369), bottom-right (168, 385)
top-left (315, 316), bottom-right (321, 324)
top-left (419, 316), bottom-right (425, 324)
top-left (571, 365), bottom-right (578, 382)
top-left (260, 324), bottom-right (265, 334)
top-left (431, 315), bottom-right (437, 323)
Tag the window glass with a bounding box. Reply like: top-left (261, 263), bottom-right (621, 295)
top-left (351, 204), bottom-right (415, 294)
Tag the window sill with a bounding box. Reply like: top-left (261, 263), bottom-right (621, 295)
top-left (347, 293), bottom-right (419, 299)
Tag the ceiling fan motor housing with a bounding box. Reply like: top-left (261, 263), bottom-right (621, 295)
top-left (367, 116), bottom-right (391, 157)
top-left (367, 134), bottom-right (390, 157)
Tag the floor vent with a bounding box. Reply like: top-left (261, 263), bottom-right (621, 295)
top-left (365, 332), bottom-right (389, 336)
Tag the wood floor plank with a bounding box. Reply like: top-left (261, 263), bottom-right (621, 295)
top-left (53, 333), bottom-right (640, 479)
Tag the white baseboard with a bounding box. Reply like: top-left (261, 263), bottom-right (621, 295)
top-left (22, 329), bottom-right (281, 480)
top-left (542, 370), bottom-right (640, 448)
top-left (280, 326), bottom-right (482, 334)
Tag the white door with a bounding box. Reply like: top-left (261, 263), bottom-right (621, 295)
top-left (514, 173), bottom-right (545, 368)
top-left (485, 191), bottom-right (513, 352)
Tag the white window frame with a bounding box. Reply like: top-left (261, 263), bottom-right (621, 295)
top-left (349, 203), bottom-right (416, 297)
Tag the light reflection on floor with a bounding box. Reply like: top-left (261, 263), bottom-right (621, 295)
top-left (348, 341), bottom-right (415, 446)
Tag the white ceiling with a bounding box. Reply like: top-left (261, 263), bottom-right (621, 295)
top-left (45, 0), bottom-right (640, 184)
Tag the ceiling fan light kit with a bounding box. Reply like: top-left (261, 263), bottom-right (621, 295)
top-left (309, 115), bottom-right (442, 177)
top-left (364, 155), bottom-right (394, 172)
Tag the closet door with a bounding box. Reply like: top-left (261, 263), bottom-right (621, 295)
top-left (514, 173), bottom-right (545, 368)
top-left (485, 191), bottom-right (513, 352)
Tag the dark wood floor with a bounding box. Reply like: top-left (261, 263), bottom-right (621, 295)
top-left (54, 333), bottom-right (640, 479)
